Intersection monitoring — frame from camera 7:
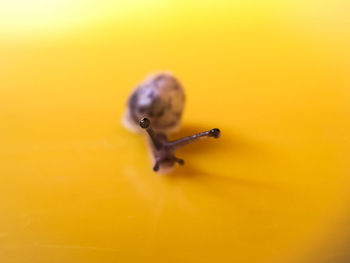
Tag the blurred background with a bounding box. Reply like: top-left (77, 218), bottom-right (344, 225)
top-left (0, 0), bottom-right (349, 262)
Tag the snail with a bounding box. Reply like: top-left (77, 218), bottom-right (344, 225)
top-left (123, 72), bottom-right (221, 173)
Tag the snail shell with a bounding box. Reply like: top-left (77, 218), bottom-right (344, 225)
top-left (123, 73), bottom-right (185, 133)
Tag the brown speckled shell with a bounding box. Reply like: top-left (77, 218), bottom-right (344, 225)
top-left (124, 73), bottom-right (185, 133)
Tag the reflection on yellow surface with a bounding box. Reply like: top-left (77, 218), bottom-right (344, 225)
top-left (0, 0), bottom-right (349, 262)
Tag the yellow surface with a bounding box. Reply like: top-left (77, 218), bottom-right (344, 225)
top-left (1, 0), bottom-right (350, 262)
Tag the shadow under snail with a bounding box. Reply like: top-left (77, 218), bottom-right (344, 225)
top-left (123, 72), bottom-right (221, 173)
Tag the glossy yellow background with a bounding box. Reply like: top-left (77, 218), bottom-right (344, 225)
top-left (1, 0), bottom-right (350, 262)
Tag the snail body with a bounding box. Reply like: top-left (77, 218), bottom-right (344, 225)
top-left (123, 72), bottom-right (220, 173)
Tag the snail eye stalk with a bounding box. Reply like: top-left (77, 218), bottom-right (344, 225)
top-left (139, 118), bottom-right (162, 150)
top-left (167, 128), bottom-right (221, 150)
